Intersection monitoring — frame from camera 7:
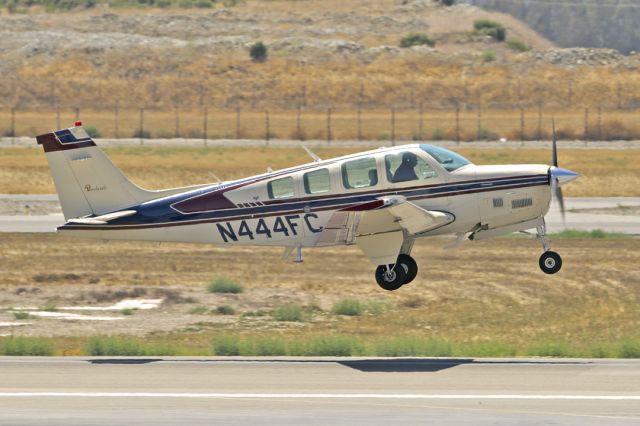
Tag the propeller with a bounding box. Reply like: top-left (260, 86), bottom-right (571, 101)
top-left (549, 118), bottom-right (579, 224)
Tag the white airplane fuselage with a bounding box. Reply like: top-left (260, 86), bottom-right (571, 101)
top-left (57, 146), bottom-right (551, 247)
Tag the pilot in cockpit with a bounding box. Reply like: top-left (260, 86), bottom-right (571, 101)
top-left (393, 152), bottom-right (418, 182)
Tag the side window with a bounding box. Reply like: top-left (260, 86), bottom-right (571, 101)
top-left (342, 157), bottom-right (378, 189)
top-left (267, 176), bottom-right (295, 199)
top-left (304, 168), bottom-right (331, 194)
top-left (385, 151), bottom-right (437, 183)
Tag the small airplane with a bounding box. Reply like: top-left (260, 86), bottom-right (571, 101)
top-left (36, 121), bottom-right (579, 291)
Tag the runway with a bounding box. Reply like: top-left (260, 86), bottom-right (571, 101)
top-left (2, 195), bottom-right (640, 234)
top-left (0, 357), bottom-right (639, 425)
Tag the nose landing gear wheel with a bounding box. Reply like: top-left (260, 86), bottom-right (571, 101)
top-left (375, 264), bottom-right (406, 291)
top-left (539, 251), bottom-right (562, 274)
top-left (397, 254), bottom-right (418, 285)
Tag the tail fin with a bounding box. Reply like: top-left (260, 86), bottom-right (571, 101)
top-left (37, 124), bottom-right (166, 220)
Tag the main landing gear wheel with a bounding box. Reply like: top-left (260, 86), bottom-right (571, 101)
top-left (375, 264), bottom-right (406, 291)
top-left (397, 254), bottom-right (418, 285)
top-left (539, 251), bottom-right (562, 274)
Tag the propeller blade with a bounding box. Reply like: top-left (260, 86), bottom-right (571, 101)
top-left (552, 117), bottom-right (558, 168)
top-left (552, 175), bottom-right (566, 225)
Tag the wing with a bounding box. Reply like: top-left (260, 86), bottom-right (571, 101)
top-left (316, 196), bottom-right (454, 265)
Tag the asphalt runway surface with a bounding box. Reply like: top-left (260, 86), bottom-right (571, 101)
top-left (2, 195), bottom-right (639, 234)
top-left (0, 357), bottom-right (638, 425)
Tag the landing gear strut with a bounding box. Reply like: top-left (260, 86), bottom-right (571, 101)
top-left (536, 222), bottom-right (562, 274)
top-left (375, 254), bottom-right (418, 291)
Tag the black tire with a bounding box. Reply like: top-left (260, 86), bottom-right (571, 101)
top-left (397, 254), bottom-right (418, 285)
top-left (375, 264), bottom-right (406, 291)
top-left (539, 251), bottom-right (562, 274)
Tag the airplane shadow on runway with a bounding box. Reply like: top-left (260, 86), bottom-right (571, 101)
top-left (89, 358), bottom-right (591, 372)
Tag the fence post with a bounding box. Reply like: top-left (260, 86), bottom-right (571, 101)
top-left (537, 102), bottom-right (542, 141)
top-left (296, 105), bottom-right (302, 141)
top-left (597, 106), bottom-right (602, 141)
top-left (418, 102), bottom-right (424, 141)
top-left (616, 81), bottom-right (622, 109)
top-left (477, 102), bottom-right (482, 139)
top-left (139, 107), bottom-right (144, 145)
top-left (584, 107), bottom-right (589, 142)
top-left (203, 106), bottom-right (208, 147)
top-left (235, 107), bottom-right (241, 139)
top-left (114, 100), bottom-right (119, 139)
top-left (174, 105), bottom-right (180, 138)
top-left (75, 107), bottom-right (80, 121)
top-left (455, 106), bottom-right (460, 145)
top-left (357, 108), bottom-right (362, 141)
top-left (10, 107), bottom-right (15, 144)
top-left (391, 107), bottom-right (396, 146)
top-left (326, 108), bottom-right (332, 144)
top-left (56, 102), bottom-right (61, 130)
top-left (520, 107), bottom-right (525, 143)
top-left (265, 110), bottom-right (270, 145)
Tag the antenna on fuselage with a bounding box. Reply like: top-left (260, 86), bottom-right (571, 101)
top-left (299, 143), bottom-right (322, 162)
top-left (208, 171), bottom-right (223, 184)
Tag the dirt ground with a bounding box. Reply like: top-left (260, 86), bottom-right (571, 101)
top-left (1, 233), bottom-right (638, 348)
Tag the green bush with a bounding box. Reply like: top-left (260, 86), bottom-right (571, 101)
top-left (272, 303), bottom-right (308, 322)
top-left (85, 336), bottom-right (178, 356)
top-left (474, 19), bottom-right (506, 42)
top-left (439, 0), bottom-right (455, 5)
top-left (249, 41), bottom-right (267, 62)
top-left (506, 38), bottom-right (530, 52)
top-left (295, 335), bottom-right (360, 356)
top-left (250, 336), bottom-right (287, 356)
top-left (207, 278), bottom-right (244, 294)
top-left (400, 32), bottom-right (436, 48)
top-left (189, 306), bottom-right (209, 315)
top-left (332, 298), bottom-right (363, 316)
top-left (84, 125), bottom-right (101, 138)
top-left (215, 305), bottom-right (236, 315)
top-left (481, 50), bottom-right (496, 63)
top-left (212, 335), bottom-right (241, 356)
top-left (13, 311), bottom-right (32, 320)
top-left (620, 340), bottom-right (640, 358)
top-left (374, 337), bottom-right (452, 357)
top-left (132, 129), bottom-right (151, 139)
top-left (476, 126), bottom-right (498, 140)
top-left (0, 337), bottom-right (54, 356)
top-left (526, 342), bottom-right (570, 357)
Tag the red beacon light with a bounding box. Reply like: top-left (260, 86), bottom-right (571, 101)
top-left (74, 121), bottom-right (82, 127)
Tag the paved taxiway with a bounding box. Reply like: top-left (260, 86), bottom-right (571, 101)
top-left (2, 195), bottom-right (639, 234)
top-left (0, 357), bottom-right (638, 425)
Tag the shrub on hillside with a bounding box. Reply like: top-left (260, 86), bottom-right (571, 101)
top-left (474, 20), bottom-right (506, 42)
top-left (506, 38), bottom-right (530, 52)
top-left (400, 32), bottom-right (436, 48)
top-left (249, 41), bottom-right (268, 62)
top-left (439, 0), bottom-right (455, 5)
top-left (481, 50), bottom-right (496, 63)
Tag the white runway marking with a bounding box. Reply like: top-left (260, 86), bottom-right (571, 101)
top-left (0, 393), bottom-right (639, 400)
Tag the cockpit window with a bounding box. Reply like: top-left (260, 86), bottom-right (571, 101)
top-left (419, 144), bottom-right (472, 172)
top-left (267, 176), bottom-right (295, 199)
top-left (385, 151), bottom-right (438, 183)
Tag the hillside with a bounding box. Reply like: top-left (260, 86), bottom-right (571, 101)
top-left (469, 0), bottom-right (640, 55)
top-left (2, 0), bottom-right (640, 141)
top-left (1, 0), bottom-right (559, 111)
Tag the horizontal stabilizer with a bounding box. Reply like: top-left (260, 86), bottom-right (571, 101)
top-left (67, 210), bottom-right (137, 225)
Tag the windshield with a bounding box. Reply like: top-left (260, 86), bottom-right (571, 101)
top-left (419, 144), bottom-right (472, 172)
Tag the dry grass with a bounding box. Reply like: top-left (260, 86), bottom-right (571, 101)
top-left (0, 233), bottom-right (638, 354)
top-left (1, 145), bottom-right (638, 196)
top-left (4, 108), bottom-right (640, 141)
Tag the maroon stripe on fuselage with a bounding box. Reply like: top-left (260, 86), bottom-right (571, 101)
top-left (36, 132), bottom-right (96, 153)
top-left (58, 181), bottom-right (546, 231)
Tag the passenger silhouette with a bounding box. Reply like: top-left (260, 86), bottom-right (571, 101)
top-left (392, 152), bottom-right (418, 182)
